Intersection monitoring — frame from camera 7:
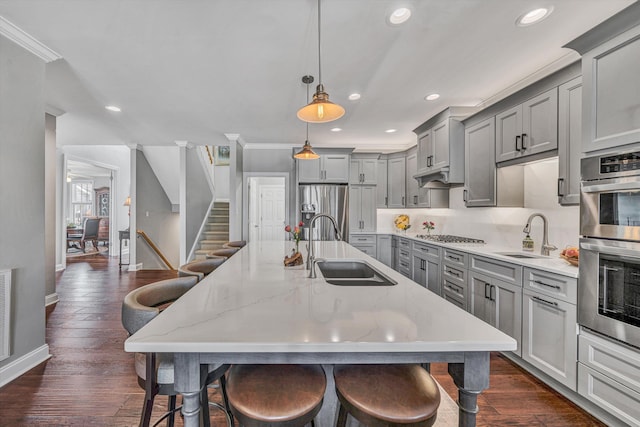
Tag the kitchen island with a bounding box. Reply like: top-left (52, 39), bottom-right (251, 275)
top-left (125, 240), bottom-right (516, 427)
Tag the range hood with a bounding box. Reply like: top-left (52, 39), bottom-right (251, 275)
top-left (413, 168), bottom-right (459, 188)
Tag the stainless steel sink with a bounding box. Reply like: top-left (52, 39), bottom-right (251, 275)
top-left (494, 251), bottom-right (546, 259)
top-left (316, 260), bottom-right (397, 286)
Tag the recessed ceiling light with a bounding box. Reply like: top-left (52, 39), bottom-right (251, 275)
top-left (385, 129), bottom-right (397, 133)
top-left (331, 128), bottom-right (342, 132)
top-left (348, 93), bottom-right (361, 101)
top-left (425, 93), bottom-right (440, 101)
top-left (105, 105), bottom-right (121, 112)
top-left (389, 7), bottom-right (411, 25)
top-left (516, 7), bottom-right (552, 26)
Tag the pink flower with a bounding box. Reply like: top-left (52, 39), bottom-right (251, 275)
top-left (285, 225), bottom-right (291, 232)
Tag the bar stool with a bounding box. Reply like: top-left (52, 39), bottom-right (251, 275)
top-left (333, 364), bottom-right (440, 427)
top-left (223, 240), bottom-right (246, 249)
top-left (226, 364), bottom-right (326, 427)
top-left (178, 257), bottom-right (226, 282)
top-left (209, 247), bottom-right (240, 259)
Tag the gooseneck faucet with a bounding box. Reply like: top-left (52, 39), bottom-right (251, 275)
top-left (523, 213), bottom-right (557, 256)
top-left (307, 213), bottom-right (342, 278)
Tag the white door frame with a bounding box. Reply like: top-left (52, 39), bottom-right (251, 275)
top-left (242, 172), bottom-right (289, 242)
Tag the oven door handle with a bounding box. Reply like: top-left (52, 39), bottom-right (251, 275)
top-left (582, 179), bottom-right (640, 193)
top-left (581, 242), bottom-right (640, 259)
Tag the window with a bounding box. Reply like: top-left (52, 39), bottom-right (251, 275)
top-left (70, 181), bottom-right (93, 225)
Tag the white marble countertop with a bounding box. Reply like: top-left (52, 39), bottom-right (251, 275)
top-left (382, 232), bottom-right (579, 278)
top-left (125, 240), bottom-right (516, 354)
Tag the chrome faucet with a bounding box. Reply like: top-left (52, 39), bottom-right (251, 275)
top-left (523, 213), bottom-right (557, 256)
top-left (307, 213), bottom-right (342, 278)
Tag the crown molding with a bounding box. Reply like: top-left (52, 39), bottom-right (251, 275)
top-left (45, 104), bottom-right (65, 117)
top-left (174, 140), bottom-right (193, 148)
top-left (0, 16), bottom-right (62, 63)
top-left (127, 143), bottom-right (142, 151)
top-left (243, 143), bottom-right (299, 150)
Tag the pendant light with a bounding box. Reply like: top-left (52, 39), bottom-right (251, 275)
top-left (294, 75), bottom-right (320, 160)
top-left (297, 0), bottom-right (345, 123)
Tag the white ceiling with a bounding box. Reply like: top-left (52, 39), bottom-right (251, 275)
top-left (0, 0), bottom-right (635, 152)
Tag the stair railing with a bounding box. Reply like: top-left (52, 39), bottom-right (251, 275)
top-left (137, 229), bottom-right (176, 270)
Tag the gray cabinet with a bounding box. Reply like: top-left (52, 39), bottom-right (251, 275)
top-left (407, 148), bottom-right (449, 209)
top-left (441, 248), bottom-right (469, 311)
top-left (297, 153), bottom-right (349, 183)
top-left (396, 237), bottom-right (412, 278)
top-left (416, 128), bottom-right (432, 174)
top-left (349, 185), bottom-right (376, 232)
top-left (570, 24), bottom-right (640, 153)
top-left (405, 150), bottom-right (419, 207)
top-left (376, 158), bottom-right (388, 207)
top-left (348, 234), bottom-right (376, 257)
top-left (350, 156), bottom-right (377, 185)
top-left (376, 235), bottom-right (392, 268)
top-left (464, 117), bottom-right (496, 207)
top-left (469, 271), bottom-right (522, 357)
top-left (391, 235), bottom-right (398, 270)
top-left (495, 88), bottom-right (558, 163)
top-left (558, 77), bottom-right (582, 205)
top-left (387, 156), bottom-right (406, 208)
top-left (412, 241), bottom-right (441, 295)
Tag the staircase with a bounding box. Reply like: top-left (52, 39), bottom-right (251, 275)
top-left (194, 201), bottom-right (229, 260)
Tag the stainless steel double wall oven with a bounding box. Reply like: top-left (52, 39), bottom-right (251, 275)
top-left (579, 151), bottom-right (640, 348)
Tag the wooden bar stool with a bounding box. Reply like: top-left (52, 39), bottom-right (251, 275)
top-left (223, 240), bottom-right (246, 249)
top-left (226, 364), bottom-right (326, 427)
top-left (209, 247), bottom-right (240, 259)
top-left (333, 364), bottom-right (440, 427)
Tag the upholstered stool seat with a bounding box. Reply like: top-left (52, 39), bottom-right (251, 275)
top-left (226, 364), bottom-right (326, 427)
top-left (333, 364), bottom-right (440, 427)
top-left (223, 240), bottom-right (247, 249)
top-left (178, 257), bottom-right (226, 281)
top-left (209, 247), bottom-right (240, 259)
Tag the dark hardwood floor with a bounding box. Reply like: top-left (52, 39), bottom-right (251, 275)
top-left (0, 253), bottom-right (604, 426)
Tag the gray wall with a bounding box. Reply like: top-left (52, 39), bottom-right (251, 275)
top-left (185, 147), bottom-right (213, 257)
top-left (0, 36), bottom-right (47, 367)
top-left (136, 151), bottom-right (179, 269)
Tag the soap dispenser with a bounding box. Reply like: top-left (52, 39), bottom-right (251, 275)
top-left (522, 234), bottom-right (534, 252)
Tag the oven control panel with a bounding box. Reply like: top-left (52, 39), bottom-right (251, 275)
top-left (600, 151), bottom-right (640, 174)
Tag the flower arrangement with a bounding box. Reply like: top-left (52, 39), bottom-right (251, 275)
top-left (422, 220), bottom-right (435, 235)
top-left (285, 221), bottom-right (304, 254)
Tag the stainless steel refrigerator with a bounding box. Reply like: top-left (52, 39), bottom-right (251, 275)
top-left (298, 184), bottom-right (348, 241)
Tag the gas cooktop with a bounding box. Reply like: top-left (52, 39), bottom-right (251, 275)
top-left (415, 234), bottom-right (485, 244)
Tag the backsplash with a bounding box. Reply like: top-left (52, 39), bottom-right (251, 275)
top-left (376, 158), bottom-right (580, 252)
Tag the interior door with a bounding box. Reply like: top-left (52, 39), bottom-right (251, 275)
top-left (258, 184), bottom-right (285, 241)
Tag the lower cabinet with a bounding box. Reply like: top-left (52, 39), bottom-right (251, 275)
top-left (441, 248), bottom-right (469, 310)
top-left (412, 241), bottom-right (441, 295)
top-left (469, 271), bottom-right (522, 357)
top-left (397, 237), bottom-right (412, 278)
top-left (348, 234), bottom-right (376, 257)
top-left (376, 235), bottom-right (392, 267)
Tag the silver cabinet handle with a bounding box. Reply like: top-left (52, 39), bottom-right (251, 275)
top-left (414, 195), bottom-right (418, 205)
top-left (532, 280), bottom-right (561, 290)
top-left (533, 295), bottom-right (558, 307)
top-left (463, 189), bottom-right (468, 203)
top-left (557, 178), bottom-right (564, 197)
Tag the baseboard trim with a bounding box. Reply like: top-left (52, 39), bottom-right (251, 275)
top-left (45, 293), bottom-right (59, 307)
top-left (0, 344), bottom-right (50, 388)
top-left (55, 263), bottom-right (65, 272)
top-left (128, 263), bottom-right (143, 272)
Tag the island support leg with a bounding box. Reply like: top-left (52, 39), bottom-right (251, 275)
top-left (174, 353), bottom-right (202, 427)
top-left (448, 351), bottom-right (490, 427)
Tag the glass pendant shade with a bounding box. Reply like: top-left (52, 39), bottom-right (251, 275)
top-left (297, 84), bottom-right (345, 123)
top-left (294, 141), bottom-right (320, 160)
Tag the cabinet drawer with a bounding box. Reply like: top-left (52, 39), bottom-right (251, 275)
top-left (443, 291), bottom-right (466, 311)
top-left (524, 268), bottom-right (577, 304)
top-left (352, 244), bottom-right (376, 257)
top-left (442, 248), bottom-right (468, 268)
top-left (579, 329), bottom-right (640, 393)
top-left (578, 363), bottom-right (640, 427)
top-left (349, 234), bottom-right (376, 244)
top-left (442, 262), bottom-right (466, 284)
top-left (470, 255), bottom-right (522, 286)
top-left (443, 278), bottom-right (467, 307)
top-left (398, 237), bottom-right (412, 250)
top-left (398, 247), bottom-right (411, 261)
top-left (413, 242), bottom-right (441, 261)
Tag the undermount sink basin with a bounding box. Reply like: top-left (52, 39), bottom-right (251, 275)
top-left (316, 260), bottom-right (397, 286)
top-left (494, 251), bottom-right (546, 259)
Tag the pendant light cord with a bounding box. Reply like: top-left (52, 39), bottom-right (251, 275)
top-left (306, 80), bottom-right (310, 140)
top-left (317, 0), bottom-right (322, 86)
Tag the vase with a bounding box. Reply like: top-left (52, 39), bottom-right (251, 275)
top-left (284, 242), bottom-right (303, 268)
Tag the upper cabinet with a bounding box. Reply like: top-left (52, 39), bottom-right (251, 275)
top-left (349, 154), bottom-right (378, 185)
top-left (297, 152), bottom-right (350, 183)
top-left (564, 6), bottom-right (640, 154)
top-left (376, 158), bottom-right (388, 208)
top-left (557, 77), bottom-right (582, 205)
top-left (407, 148), bottom-right (448, 208)
top-left (495, 88), bottom-right (558, 163)
top-left (413, 107), bottom-right (474, 186)
top-left (387, 155), bottom-right (406, 208)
